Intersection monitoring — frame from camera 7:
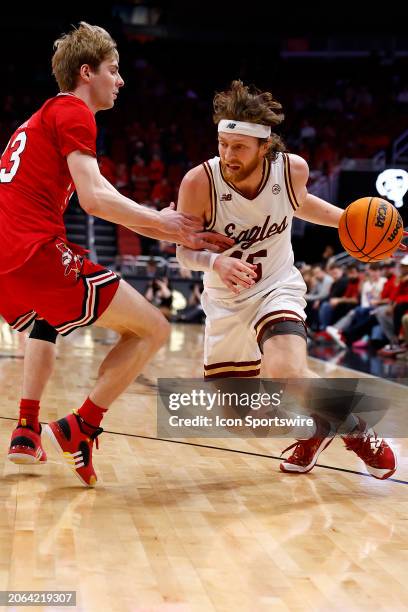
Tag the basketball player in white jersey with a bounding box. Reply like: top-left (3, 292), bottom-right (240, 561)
top-left (177, 80), bottom-right (397, 480)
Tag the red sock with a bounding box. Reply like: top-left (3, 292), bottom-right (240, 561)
top-left (77, 397), bottom-right (107, 432)
top-left (19, 399), bottom-right (40, 433)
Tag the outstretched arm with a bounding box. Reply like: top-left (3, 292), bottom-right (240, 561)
top-left (290, 154), bottom-right (408, 251)
top-left (67, 150), bottom-right (202, 247)
top-left (99, 173), bottom-right (232, 251)
top-left (290, 154), bottom-right (343, 227)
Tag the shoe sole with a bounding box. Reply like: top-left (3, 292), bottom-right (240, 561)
top-left (280, 437), bottom-right (334, 473)
top-left (8, 452), bottom-right (46, 465)
top-left (367, 466), bottom-right (396, 479)
top-left (44, 424), bottom-right (95, 488)
top-left (366, 444), bottom-right (398, 480)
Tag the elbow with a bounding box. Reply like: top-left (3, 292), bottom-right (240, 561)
top-left (78, 191), bottom-right (101, 216)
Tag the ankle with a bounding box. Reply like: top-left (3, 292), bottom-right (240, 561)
top-left (19, 398), bottom-right (41, 433)
top-left (77, 397), bottom-right (107, 429)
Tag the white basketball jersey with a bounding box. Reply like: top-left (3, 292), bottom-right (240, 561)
top-left (203, 153), bottom-right (306, 302)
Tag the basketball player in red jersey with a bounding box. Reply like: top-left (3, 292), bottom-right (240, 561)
top-left (0, 23), bottom-right (232, 486)
top-left (177, 81), bottom-right (407, 480)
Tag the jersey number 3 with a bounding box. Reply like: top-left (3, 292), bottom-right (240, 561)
top-left (0, 131), bottom-right (27, 183)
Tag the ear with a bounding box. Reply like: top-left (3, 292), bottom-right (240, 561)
top-left (79, 64), bottom-right (92, 83)
top-left (260, 137), bottom-right (272, 157)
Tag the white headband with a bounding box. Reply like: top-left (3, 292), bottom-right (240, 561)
top-left (218, 119), bottom-right (271, 138)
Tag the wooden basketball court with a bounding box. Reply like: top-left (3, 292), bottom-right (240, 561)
top-left (1, 322), bottom-right (407, 611)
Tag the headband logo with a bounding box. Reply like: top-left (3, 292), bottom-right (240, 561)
top-left (226, 123), bottom-right (236, 129)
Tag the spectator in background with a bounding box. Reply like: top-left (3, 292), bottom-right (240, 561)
top-left (151, 177), bottom-right (173, 208)
top-left (318, 263), bottom-right (360, 330)
top-left (131, 155), bottom-right (151, 203)
top-left (115, 162), bottom-right (130, 196)
top-left (299, 118), bottom-right (317, 144)
top-left (298, 263), bottom-right (313, 291)
top-left (325, 263), bottom-right (386, 347)
top-left (144, 276), bottom-right (173, 320)
top-left (148, 154), bottom-right (165, 183)
top-left (320, 244), bottom-right (335, 268)
top-left (336, 261), bottom-right (398, 348)
top-left (314, 140), bottom-right (338, 174)
top-left (98, 153), bottom-right (116, 184)
top-left (305, 265), bottom-right (333, 329)
top-left (130, 155), bottom-right (149, 184)
top-left (396, 314), bottom-right (408, 360)
top-left (360, 263), bottom-right (386, 309)
top-left (176, 281), bottom-right (205, 323)
top-left (377, 256), bottom-right (408, 356)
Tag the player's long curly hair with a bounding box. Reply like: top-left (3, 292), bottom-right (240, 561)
top-left (52, 22), bottom-right (118, 92)
top-left (213, 80), bottom-right (286, 160)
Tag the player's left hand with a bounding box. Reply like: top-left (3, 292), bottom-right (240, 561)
top-left (398, 231), bottom-right (408, 251)
top-left (391, 231), bottom-right (408, 257)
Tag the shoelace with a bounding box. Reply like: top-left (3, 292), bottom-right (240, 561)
top-left (344, 429), bottom-right (383, 457)
top-left (280, 441), bottom-right (304, 459)
top-left (74, 412), bottom-right (103, 450)
top-left (89, 427), bottom-right (103, 450)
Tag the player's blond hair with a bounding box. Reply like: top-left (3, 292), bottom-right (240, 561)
top-left (213, 80), bottom-right (286, 160)
top-left (52, 22), bottom-right (118, 92)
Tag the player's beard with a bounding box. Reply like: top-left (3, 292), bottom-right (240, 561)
top-left (221, 153), bottom-right (262, 184)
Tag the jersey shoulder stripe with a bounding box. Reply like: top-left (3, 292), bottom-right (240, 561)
top-left (282, 153), bottom-right (300, 211)
top-left (203, 161), bottom-right (217, 230)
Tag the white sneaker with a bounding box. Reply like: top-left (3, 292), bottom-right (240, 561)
top-left (325, 326), bottom-right (346, 348)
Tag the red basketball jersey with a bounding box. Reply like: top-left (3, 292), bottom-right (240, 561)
top-left (0, 94), bottom-right (97, 274)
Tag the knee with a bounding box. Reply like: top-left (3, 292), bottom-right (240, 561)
top-left (266, 359), bottom-right (293, 377)
top-left (150, 314), bottom-right (171, 347)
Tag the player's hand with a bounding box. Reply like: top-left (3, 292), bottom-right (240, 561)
top-left (186, 231), bottom-right (235, 252)
top-left (160, 203), bottom-right (234, 251)
top-left (391, 231), bottom-right (408, 257)
top-left (158, 205), bottom-right (203, 243)
top-left (213, 255), bottom-right (257, 294)
top-left (398, 231), bottom-right (408, 252)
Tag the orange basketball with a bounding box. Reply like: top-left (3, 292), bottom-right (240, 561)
top-left (338, 197), bottom-right (404, 262)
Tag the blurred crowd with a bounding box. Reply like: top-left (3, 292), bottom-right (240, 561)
top-left (301, 254), bottom-right (408, 360)
top-left (2, 33), bottom-right (408, 221)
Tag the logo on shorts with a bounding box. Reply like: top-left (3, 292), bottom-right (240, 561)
top-left (272, 184), bottom-right (281, 195)
top-left (56, 242), bottom-right (83, 279)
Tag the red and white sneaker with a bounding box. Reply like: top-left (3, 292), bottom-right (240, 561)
top-left (8, 422), bottom-right (47, 464)
top-left (44, 411), bottom-right (103, 487)
top-left (280, 416), bottom-right (333, 473)
top-left (342, 417), bottom-right (397, 479)
top-left (325, 326), bottom-right (347, 349)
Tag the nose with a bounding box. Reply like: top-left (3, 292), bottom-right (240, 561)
top-left (117, 73), bottom-right (125, 88)
top-left (224, 147), bottom-right (235, 162)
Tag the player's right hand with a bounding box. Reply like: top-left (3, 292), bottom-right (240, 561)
top-left (158, 207), bottom-right (203, 243)
top-left (187, 231), bottom-right (235, 252)
top-left (213, 255), bottom-right (257, 294)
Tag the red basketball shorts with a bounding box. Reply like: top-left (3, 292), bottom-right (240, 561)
top-left (0, 238), bottom-right (120, 336)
